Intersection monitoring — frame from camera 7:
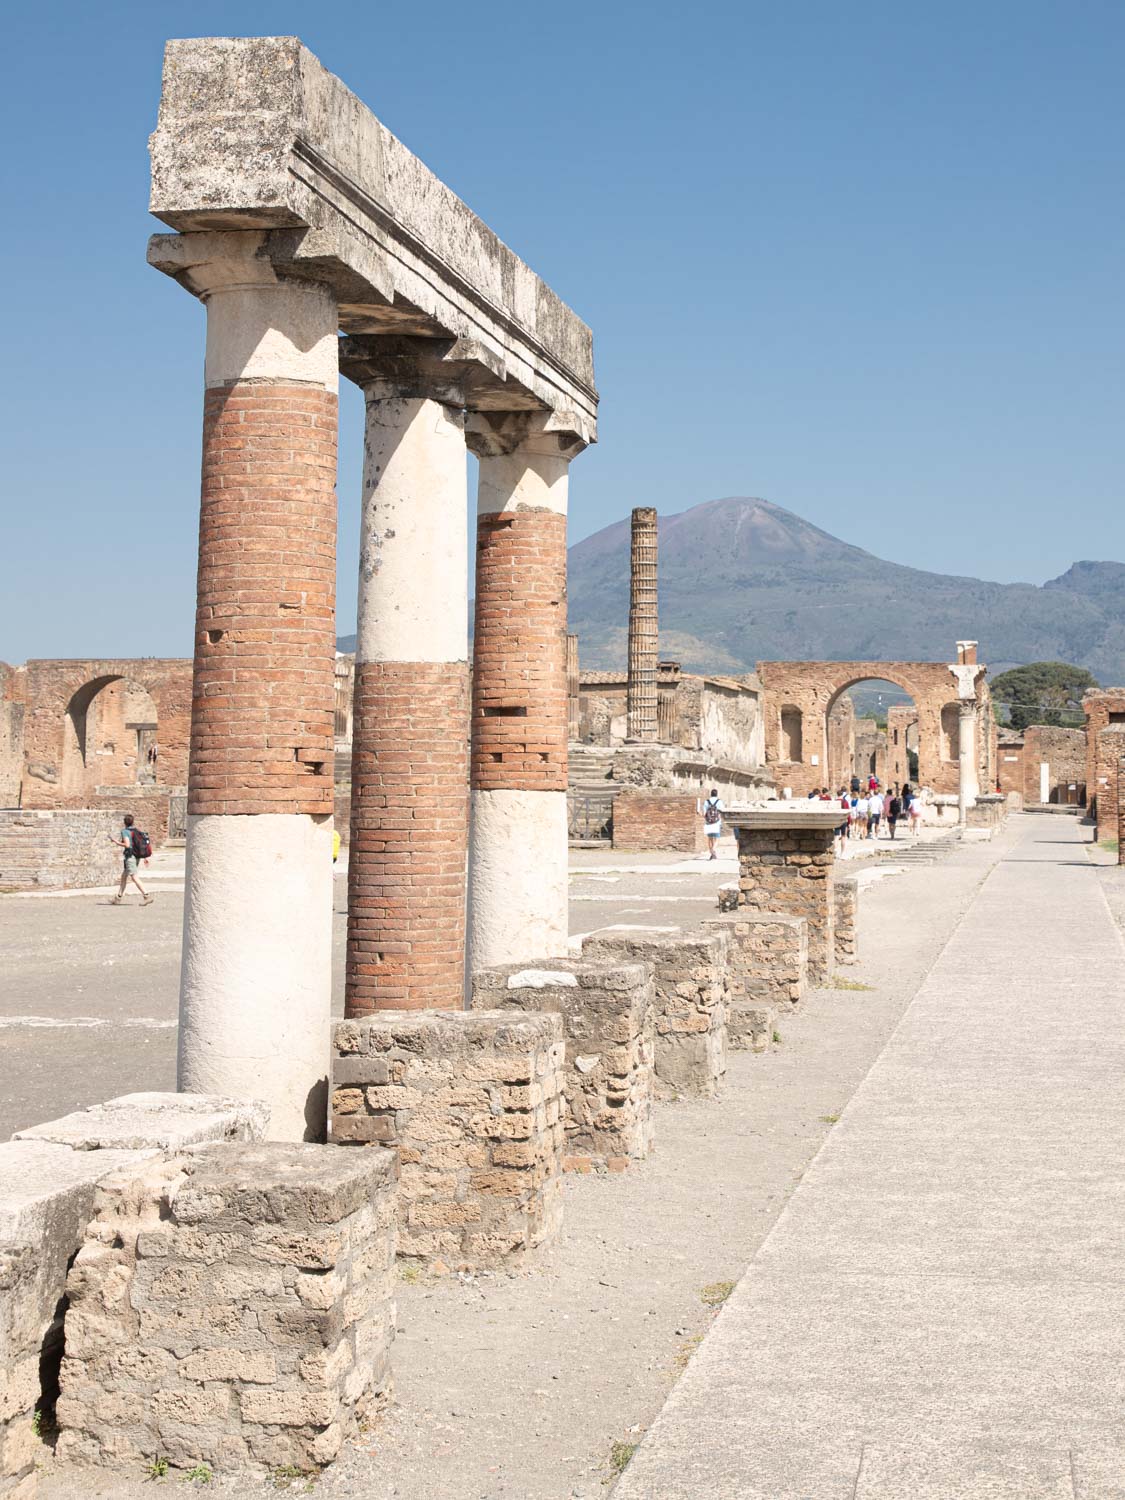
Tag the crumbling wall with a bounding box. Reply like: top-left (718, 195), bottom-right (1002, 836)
top-left (1022, 725), bottom-right (1086, 805)
top-left (0, 809), bottom-right (122, 891)
top-left (1094, 726), bottom-right (1125, 841)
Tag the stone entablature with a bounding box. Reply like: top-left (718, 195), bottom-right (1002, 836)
top-left (148, 37), bottom-right (596, 441)
top-left (757, 655), bottom-right (994, 799)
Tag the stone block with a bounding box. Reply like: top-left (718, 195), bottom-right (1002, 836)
top-left (833, 876), bottom-right (859, 966)
top-left (580, 928), bottom-right (727, 1099)
top-left (14, 1093), bottom-right (269, 1152)
top-left (472, 958), bottom-right (655, 1171)
top-left (702, 911), bottom-right (806, 1038)
top-left (733, 822), bottom-right (836, 984)
top-left (331, 1011), bottom-right (565, 1271)
top-left (55, 1142), bottom-right (396, 1476)
top-left (0, 1095), bottom-right (269, 1495)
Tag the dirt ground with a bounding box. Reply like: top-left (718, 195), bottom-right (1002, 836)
top-left (19, 820), bottom-right (1030, 1499)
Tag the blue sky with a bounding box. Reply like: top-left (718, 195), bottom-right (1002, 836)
top-left (2, 0), bottom-right (1122, 661)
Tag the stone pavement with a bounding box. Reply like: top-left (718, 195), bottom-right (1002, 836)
top-left (615, 813), bottom-right (1125, 1500)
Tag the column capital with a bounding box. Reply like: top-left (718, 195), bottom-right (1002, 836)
top-left (465, 410), bottom-right (587, 462)
top-left (949, 662), bottom-right (986, 702)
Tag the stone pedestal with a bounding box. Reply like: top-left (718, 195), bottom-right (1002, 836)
top-left (471, 959), bottom-right (655, 1172)
top-left (55, 1142), bottom-right (396, 1476)
top-left (581, 928), bottom-right (727, 1098)
top-left (727, 809), bottom-right (841, 986)
top-left (331, 1011), bottom-right (565, 1270)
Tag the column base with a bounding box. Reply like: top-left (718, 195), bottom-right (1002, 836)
top-left (468, 788), bottom-right (567, 973)
top-left (179, 814), bottom-right (332, 1142)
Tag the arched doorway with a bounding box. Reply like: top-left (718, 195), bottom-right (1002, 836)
top-left (61, 677), bottom-right (159, 795)
top-left (824, 678), bottom-right (917, 792)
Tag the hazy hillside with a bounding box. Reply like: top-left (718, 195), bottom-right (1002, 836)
top-left (564, 497), bottom-right (1125, 681)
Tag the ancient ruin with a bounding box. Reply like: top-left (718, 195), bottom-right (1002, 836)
top-left (626, 506), bottom-right (659, 742)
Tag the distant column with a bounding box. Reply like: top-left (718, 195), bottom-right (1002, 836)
top-left (958, 703), bottom-right (979, 824)
top-left (626, 507), bottom-right (658, 742)
top-left (567, 634), bottom-right (581, 741)
top-left (1118, 754), bottom-right (1125, 866)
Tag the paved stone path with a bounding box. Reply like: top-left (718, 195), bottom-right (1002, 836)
top-left (615, 814), bottom-right (1125, 1499)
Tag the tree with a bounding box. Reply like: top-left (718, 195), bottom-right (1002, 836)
top-left (989, 662), bottom-right (1098, 732)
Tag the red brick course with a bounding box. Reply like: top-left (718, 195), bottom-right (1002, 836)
top-left (471, 508), bottom-right (567, 793)
top-left (189, 382), bottom-right (337, 817)
top-left (612, 791), bottom-right (704, 852)
top-left (346, 659), bottom-right (470, 1014)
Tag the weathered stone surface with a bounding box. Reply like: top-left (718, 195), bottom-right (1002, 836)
top-left (580, 929), bottom-right (727, 1098)
top-left (472, 958), bottom-right (655, 1171)
top-left (702, 911), bottom-right (805, 1039)
top-left (147, 37), bottom-right (595, 444)
top-left (833, 876), bottom-right (859, 966)
top-left (55, 1142), bottom-right (396, 1475)
top-left (14, 1093), bottom-right (269, 1152)
top-left (0, 1142), bottom-right (158, 1497)
top-left (332, 1011), bottom-right (565, 1269)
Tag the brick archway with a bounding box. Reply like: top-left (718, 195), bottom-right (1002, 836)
top-left (758, 659), bottom-right (991, 797)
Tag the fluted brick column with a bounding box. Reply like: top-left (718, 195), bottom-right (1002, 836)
top-left (171, 235), bottom-right (339, 1141)
top-left (627, 506), bottom-right (658, 742)
top-left (345, 387), bottom-right (470, 1013)
top-left (1118, 753), bottom-right (1125, 866)
top-left (466, 421), bottom-right (580, 971)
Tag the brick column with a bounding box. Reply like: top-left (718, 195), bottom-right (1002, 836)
top-left (466, 419), bottom-right (583, 971)
top-left (626, 506), bottom-right (658, 742)
top-left (345, 382), bottom-right (470, 1013)
top-left (170, 235), bottom-right (339, 1141)
top-left (1118, 754), bottom-right (1125, 865)
top-left (728, 809), bottom-right (842, 984)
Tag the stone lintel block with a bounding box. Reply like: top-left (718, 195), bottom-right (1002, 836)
top-left (14, 1093), bottom-right (270, 1153)
top-left (471, 959), bottom-right (655, 1169)
top-left (55, 1142), bottom-right (396, 1476)
top-left (332, 1011), bottom-right (565, 1271)
top-left (147, 38), bottom-right (595, 442)
top-left (580, 928), bottom-right (728, 1099)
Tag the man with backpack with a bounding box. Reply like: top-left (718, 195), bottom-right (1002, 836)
top-left (701, 788), bottom-right (724, 860)
top-left (111, 814), bottom-right (153, 905)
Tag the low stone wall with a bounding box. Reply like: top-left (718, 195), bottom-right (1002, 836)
top-left (472, 959), bottom-right (655, 1172)
top-left (56, 1141), bottom-right (396, 1476)
top-left (612, 791), bottom-right (702, 853)
top-left (0, 809), bottom-right (122, 892)
top-left (331, 1011), bottom-right (565, 1270)
top-left (702, 910), bottom-right (807, 1028)
top-left (834, 876), bottom-right (858, 965)
top-left (580, 928), bottom-right (727, 1099)
top-left (0, 1095), bottom-right (267, 1498)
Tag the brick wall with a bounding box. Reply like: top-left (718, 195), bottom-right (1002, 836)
top-left (1094, 726), bottom-right (1125, 840)
top-left (612, 790), bottom-right (704, 852)
top-left (702, 911), bottom-right (807, 1030)
top-left (0, 809), bottom-right (122, 891)
top-left (1084, 690), bottom-right (1125, 823)
top-left (1022, 726), bottom-right (1086, 805)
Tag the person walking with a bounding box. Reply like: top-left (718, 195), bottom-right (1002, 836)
top-left (701, 788), bottom-right (724, 860)
top-left (868, 787), bottom-right (884, 838)
top-left (887, 791), bottom-right (902, 839)
top-left (835, 789), bottom-right (850, 855)
top-left (855, 790), bottom-right (870, 840)
top-left (111, 814), bottom-right (152, 905)
top-left (909, 790), bottom-right (923, 836)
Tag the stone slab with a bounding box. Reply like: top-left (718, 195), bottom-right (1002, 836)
top-left (13, 1092), bottom-right (269, 1151)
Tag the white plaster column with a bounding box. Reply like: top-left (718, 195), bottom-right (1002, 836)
top-left (958, 702), bottom-right (979, 822)
top-left (345, 387), bottom-right (471, 1014)
top-left (172, 233), bottom-right (339, 1141)
top-left (467, 419), bottom-right (581, 972)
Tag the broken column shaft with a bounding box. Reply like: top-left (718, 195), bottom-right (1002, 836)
top-left (626, 506), bottom-right (659, 742)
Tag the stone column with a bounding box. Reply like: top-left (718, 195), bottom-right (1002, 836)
top-left (466, 417), bottom-right (583, 972)
top-left (727, 808), bottom-right (843, 984)
top-left (173, 236), bottom-right (339, 1141)
top-left (566, 633), bottom-right (581, 741)
top-left (958, 701), bottom-right (979, 824)
top-left (626, 506), bottom-right (658, 742)
top-left (344, 369), bottom-right (470, 1014)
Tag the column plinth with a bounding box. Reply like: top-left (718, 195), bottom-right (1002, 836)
top-left (173, 236), bottom-right (339, 1141)
top-left (467, 419), bottom-right (579, 972)
top-left (345, 391), bottom-right (470, 1014)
